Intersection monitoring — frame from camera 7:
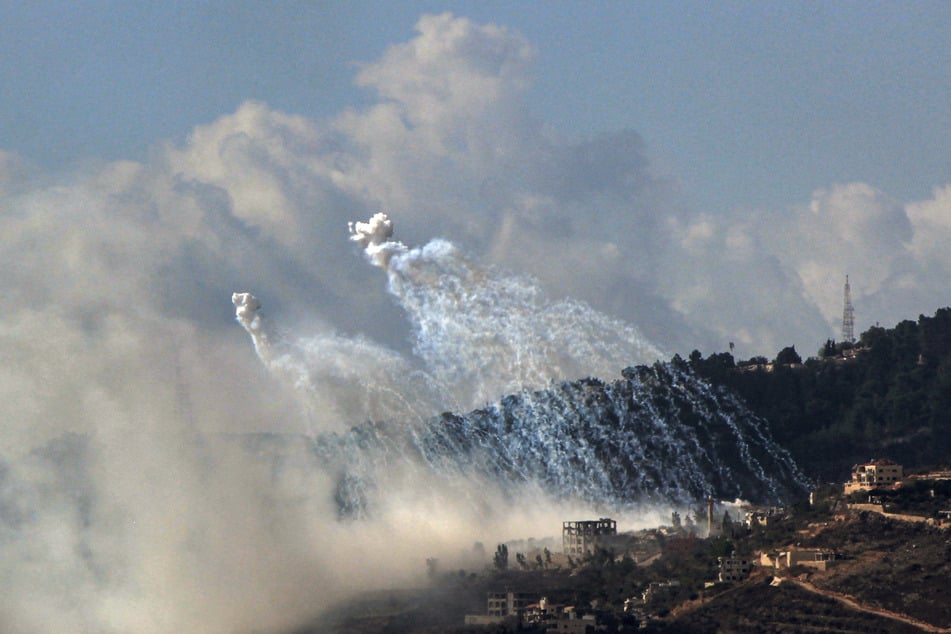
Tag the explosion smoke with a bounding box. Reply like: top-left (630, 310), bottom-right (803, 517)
top-left (346, 213), bottom-right (665, 407)
top-left (232, 292), bottom-right (269, 360)
top-left (348, 212), bottom-right (402, 268)
top-left (232, 214), bottom-right (805, 525)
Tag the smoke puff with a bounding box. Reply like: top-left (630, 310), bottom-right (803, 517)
top-left (348, 212), bottom-right (394, 248)
top-left (232, 291), bottom-right (261, 323)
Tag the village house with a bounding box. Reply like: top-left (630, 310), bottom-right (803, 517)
top-left (743, 506), bottom-right (786, 529)
top-left (523, 597), bottom-right (563, 626)
top-left (844, 458), bottom-right (903, 494)
top-left (545, 614), bottom-right (598, 634)
top-left (487, 591), bottom-right (532, 617)
top-left (464, 590), bottom-right (533, 626)
top-left (760, 547), bottom-right (836, 571)
top-left (717, 552), bottom-right (751, 582)
top-left (641, 579), bottom-right (680, 603)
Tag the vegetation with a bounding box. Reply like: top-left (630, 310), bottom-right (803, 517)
top-left (802, 512), bottom-right (951, 629)
top-left (846, 479), bottom-right (951, 517)
top-left (651, 577), bottom-right (926, 634)
top-left (688, 307), bottom-right (951, 481)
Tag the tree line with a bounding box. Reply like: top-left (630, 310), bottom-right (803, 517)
top-left (685, 307), bottom-right (951, 482)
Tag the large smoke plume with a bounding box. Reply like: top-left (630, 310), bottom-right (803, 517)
top-left (2, 11), bottom-right (951, 634)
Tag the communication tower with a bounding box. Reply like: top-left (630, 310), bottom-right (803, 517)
top-left (842, 275), bottom-right (855, 344)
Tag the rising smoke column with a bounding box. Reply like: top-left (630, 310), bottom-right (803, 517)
top-left (232, 289), bottom-right (451, 427)
top-left (233, 292), bottom-right (271, 362)
top-left (232, 291), bottom-right (310, 390)
top-left (349, 213), bottom-right (665, 407)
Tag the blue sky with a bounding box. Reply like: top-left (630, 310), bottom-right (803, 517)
top-left (2, 2), bottom-right (951, 356)
top-left (3, 2), bottom-right (949, 214)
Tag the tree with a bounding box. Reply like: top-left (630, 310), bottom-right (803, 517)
top-left (819, 339), bottom-right (837, 358)
top-left (775, 345), bottom-right (802, 366)
top-left (493, 543), bottom-right (509, 571)
top-left (516, 552), bottom-right (528, 570)
top-left (684, 513), bottom-right (697, 532)
top-left (689, 349), bottom-right (703, 368)
top-left (722, 510), bottom-right (733, 536)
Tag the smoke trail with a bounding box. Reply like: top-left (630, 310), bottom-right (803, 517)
top-left (232, 291), bottom-right (451, 428)
top-left (311, 359), bottom-right (809, 522)
top-left (349, 213), bottom-right (665, 407)
top-left (232, 216), bottom-right (804, 523)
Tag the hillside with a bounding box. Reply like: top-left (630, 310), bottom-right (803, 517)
top-left (653, 575), bottom-right (929, 634)
top-left (303, 360), bottom-right (808, 521)
top-left (309, 508), bottom-right (951, 634)
top-left (688, 307), bottom-right (951, 481)
top-left (653, 511), bottom-right (951, 633)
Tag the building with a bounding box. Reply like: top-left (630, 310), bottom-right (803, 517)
top-left (562, 518), bottom-right (617, 556)
top-left (487, 591), bottom-right (533, 618)
top-left (717, 552), bottom-right (751, 582)
top-left (545, 613), bottom-right (596, 634)
top-left (844, 459), bottom-right (903, 494)
top-left (523, 597), bottom-right (561, 625)
top-left (743, 506), bottom-right (785, 529)
top-left (760, 548), bottom-right (836, 571)
top-left (466, 591), bottom-right (534, 626)
top-left (641, 580), bottom-right (680, 603)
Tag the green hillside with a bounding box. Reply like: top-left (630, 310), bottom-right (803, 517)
top-left (687, 307), bottom-right (951, 482)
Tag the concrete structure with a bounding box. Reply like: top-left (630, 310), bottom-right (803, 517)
top-left (743, 506), bottom-right (785, 529)
top-left (718, 552), bottom-right (751, 582)
top-left (562, 518), bottom-right (617, 556)
top-left (524, 597), bottom-right (562, 625)
top-left (760, 548), bottom-right (836, 571)
top-left (546, 613), bottom-right (596, 633)
top-left (466, 590), bottom-right (534, 625)
top-left (487, 591), bottom-right (533, 617)
top-left (844, 459), bottom-right (903, 494)
top-left (641, 580), bottom-right (680, 603)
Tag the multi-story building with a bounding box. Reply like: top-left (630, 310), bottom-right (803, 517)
top-left (487, 591), bottom-right (532, 618)
top-left (562, 518), bottom-right (617, 556)
top-left (844, 459), bottom-right (903, 493)
top-left (717, 553), bottom-right (751, 582)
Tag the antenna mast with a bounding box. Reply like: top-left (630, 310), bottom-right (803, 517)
top-left (842, 275), bottom-right (855, 344)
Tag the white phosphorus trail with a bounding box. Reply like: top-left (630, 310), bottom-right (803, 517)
top-left (230, 213), bottom-right (808, 522)
top-left (232, 288), bottom-right (451, 428)
top-left (348, 212), bottom-right (666, 408)
top-left (232, 291), bottom-right (270, 362)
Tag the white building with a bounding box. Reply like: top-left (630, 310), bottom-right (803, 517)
top-left (844, 459), bottom-right (903, 494)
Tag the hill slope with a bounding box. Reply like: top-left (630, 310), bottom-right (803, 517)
top-left (304, 360), bottom-right (809, 519)
top-left (689, 307), bottom-right (951, 481)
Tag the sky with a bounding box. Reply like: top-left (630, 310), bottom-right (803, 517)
top-left (3, 2), bottom-right (950, 214)
top-left (2, 2), bottom-right (951, 358)
top-left (2, 3), bottom-right (951, 631)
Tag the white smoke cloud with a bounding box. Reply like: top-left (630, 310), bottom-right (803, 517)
top-left (340, 213), bottom-right (663, 408)
top-left (2, 10), bottom-right (951, 633)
